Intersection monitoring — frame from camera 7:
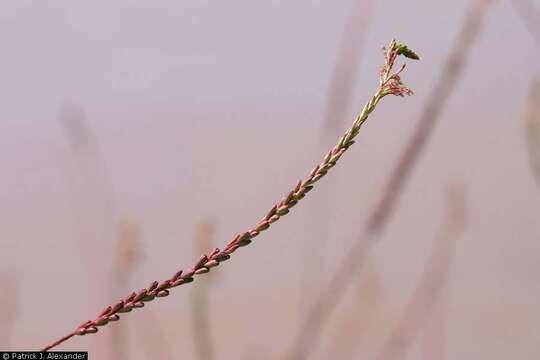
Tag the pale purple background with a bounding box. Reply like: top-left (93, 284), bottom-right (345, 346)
top-left (0, 0), bottom-right (539, 359)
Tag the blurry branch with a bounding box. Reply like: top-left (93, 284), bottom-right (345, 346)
top-left (60, 103), bottom-right (115, 213)
top-left (60, 104), bottom-right (118, 359)
top-left (40, 39), bottom-right (420, 351)
top-left (287, 1), bottom-right (492, 359)
top-left (60, 103), bottom-right (117, 283)
top-left (61, 105), bottom-right (175, 358)
top-left (302, 0), bottom-right (374, 309)
top-left (124, 225), bottom-right (172, 360)
top-left (134, 311), bottom-right (174, 360)
top-left (61, 104), bottom-right (97, 154)
top-left (374, 184), bottom-right (466, 360)
top-left (321, 262), bottom-right (383, 360)
top-left (0, 272), bottom-right (17, 349)
top-left (525, 80), bottom-right (540, 188)
top-left (421, 293), bottom-right (448, 360)
top-left (114, 220), bottom-right (142, 285)
top-left (366, 0), bottom-right (490, 233)
top-left (321, 0), bottom-right (374, 137)
top-left (111, 220), bottom-right (142, 360)
top-left (191, 219), bottom-right (217, 360)
top-left (511, 0), bottom-right (540, 49)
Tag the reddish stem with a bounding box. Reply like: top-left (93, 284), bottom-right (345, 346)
top-left (40, 331), bottom-right (77, 352)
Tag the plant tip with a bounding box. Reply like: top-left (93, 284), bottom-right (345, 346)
top-left (396, 42), bottom-right (421, 60)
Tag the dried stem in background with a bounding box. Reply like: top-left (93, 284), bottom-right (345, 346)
top-left (0, 272), bottom-right (17, 349)
top-left (525, 80), bottom-right (540, 187)
top-left (114, 220), bottom-right (142, 281)
top-left (62, 105), bottom-right (171, 358)
top-left (133, 310), bottom-right (174, 360)
top-left (321, 0), bottom-right (375, 137)
top-left (61, 103), bottom-right (116, 234)
top-left (374, 184), bottom-right (466, 360)
top-left (302, 0), bottom-right (374, 309)
top-left (61, 104), bottom-right (118, 359)
top-left (191, 219), bottom-right (216, 360)
top-left (367, 0), bottom-right (490, 233)
top-left (321, 261), bottom-right (383, 360)
top-left (421, 293), bottom-right (448, 360)
top-left (111, 220), bottom-right (142, 360)
top-left (511, 0), bottom-right (540, 49)
top-left (287, 1), bottom-right (491, 359)
top-left (40, 39), bottom-right (420, 351)
top-left (61, 104), bottom-right (116, 280)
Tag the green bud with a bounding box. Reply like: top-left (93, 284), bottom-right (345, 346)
top-left (396, 44), bottom-right (420, 60)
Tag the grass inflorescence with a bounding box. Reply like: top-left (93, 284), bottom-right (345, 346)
top-left (41, 38), bottom-right (420, 352)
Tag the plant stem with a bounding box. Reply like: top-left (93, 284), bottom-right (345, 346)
top-left (40, 39), bottom-right (418, 352)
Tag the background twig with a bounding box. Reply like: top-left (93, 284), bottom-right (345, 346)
top-left (374, 184), bottom-right (466, 360)
top-left (320, 261), bottom-right (383, 360)
top-left (111, 219), bottom-right (141, 360)
top-left (421, 293), bottom-right (448, 360)
top-left (286, 1), bottom-right (492, 358)
top-left (511, 0), bottom-right (540, 49)
top-left (191, 218), bottom-right (217, 360)
top-left (301, 0), bottom-right (374, 310)
top-left (525, 79), bottom-right (540, 187)
top-left (60, 104), bottom-right (117, 359)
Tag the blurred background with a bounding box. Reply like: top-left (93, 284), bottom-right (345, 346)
top-left (1, 0), bottom-right (539, 359)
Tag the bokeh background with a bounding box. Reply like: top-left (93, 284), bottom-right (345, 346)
top-left (1, 0), bottom-right (539, 359)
